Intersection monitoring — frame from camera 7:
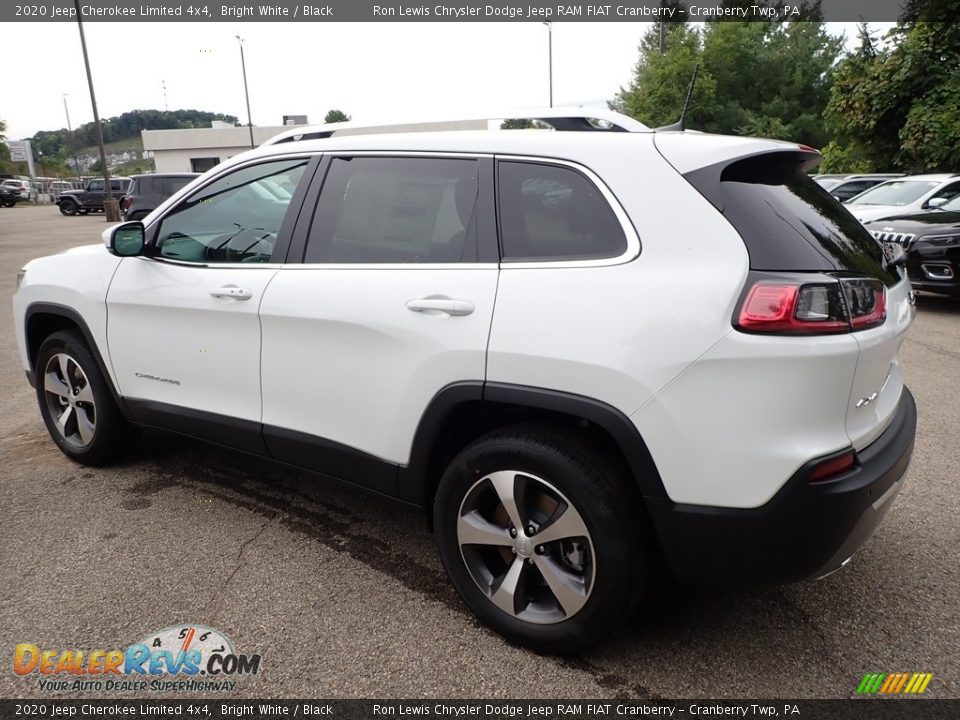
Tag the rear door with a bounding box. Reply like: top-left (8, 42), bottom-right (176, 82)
top-left (258, 154), bottom-right (499, 494)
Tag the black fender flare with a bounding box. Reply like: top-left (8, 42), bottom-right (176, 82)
top-left (24, 302), bottom-right (133, 421)
top-left (400, 381), bottom-right (667, 507)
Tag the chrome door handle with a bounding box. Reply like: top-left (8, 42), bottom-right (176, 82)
top-left (406, 298), bottom-right (475, 316)
top-left (210, 285), bottom-right (253, 301)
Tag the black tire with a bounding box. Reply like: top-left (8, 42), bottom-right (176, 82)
top-left (35, 330), bottom-right (139, 466)
top-left (434, 426), bottom-right (649, 654)
top-left (59, 199), bottom-right (78, 216)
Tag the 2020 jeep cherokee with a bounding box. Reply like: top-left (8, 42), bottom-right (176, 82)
top-left (13, 109), bottom-right (917, 653)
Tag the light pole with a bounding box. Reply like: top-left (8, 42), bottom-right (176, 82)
top-left (38, 151), bottom-right (47, 201)
top-left (543, 22), bottom-right (553, 108)
top-left (72, 0), bottom-right (120, 221)
top-left (62, 93), bottom-right (82, 180)
top-left (236, 35), bottom-right (255, 148)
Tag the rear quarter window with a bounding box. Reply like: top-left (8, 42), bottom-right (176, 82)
top-left (497, 160), bottom-right (627, 262)
top-left (686, 153), bottom-right (899, 285)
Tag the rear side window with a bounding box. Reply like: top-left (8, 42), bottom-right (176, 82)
top-left (497, 161), bottom-right (627, 262)
top-left (689, 154), bottom-right (898, 285)
top-left (305, 156), bottom-right (479, 264)
top-left (163, 177), bottom-right (193, 196)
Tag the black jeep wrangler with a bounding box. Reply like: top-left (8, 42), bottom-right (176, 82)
top-left (57, 177), bottom-right (132, 216)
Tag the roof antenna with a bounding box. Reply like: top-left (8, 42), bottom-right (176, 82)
top-left (655, 63), bottom-right (700, 133)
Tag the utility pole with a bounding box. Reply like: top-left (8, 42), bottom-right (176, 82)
top-left (543, 22), bottom-right (553, 108)
top-left (236, 36), bottom-right (255, 148)
top-left (62, 94), bottom-right (82, 181)
top-left (73, 0), bottom-right (120, 221)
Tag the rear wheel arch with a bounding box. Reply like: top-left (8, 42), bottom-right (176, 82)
top-left (25, 304), bottom-right (131, 421)
top-left (405, 382), bottom-right (667, 521)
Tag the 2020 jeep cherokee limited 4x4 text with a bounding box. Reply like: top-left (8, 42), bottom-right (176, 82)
top-left (13, 109), bottom-right (917, 653)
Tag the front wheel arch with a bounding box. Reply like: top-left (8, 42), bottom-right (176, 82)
top-left (25, 304), bottom-right (132, 421)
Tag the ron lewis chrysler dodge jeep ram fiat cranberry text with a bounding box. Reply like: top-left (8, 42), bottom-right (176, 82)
top-left (13, 109), bottom-right (917, 653)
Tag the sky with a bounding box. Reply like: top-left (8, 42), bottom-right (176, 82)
top-left (4, 22), bottom-right (893, 141)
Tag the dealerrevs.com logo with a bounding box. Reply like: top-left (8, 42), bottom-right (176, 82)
top-left (14, 625), bottom-right (261, 693)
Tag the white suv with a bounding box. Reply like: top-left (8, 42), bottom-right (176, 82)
top-left (12, 109), bottom-right (917, 653)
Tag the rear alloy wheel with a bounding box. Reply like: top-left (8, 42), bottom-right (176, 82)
top-left (35, 330), bottom-right (138, 465)
top-left (458, 470), bottom-right (595, 624)
top-left (434, 427), bottom-right (648, 653)
top-left (59, 199), bottom-right (78, 216)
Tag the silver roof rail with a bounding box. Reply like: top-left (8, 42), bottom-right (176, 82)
top-left (263, 107), bottom-right (650, 146)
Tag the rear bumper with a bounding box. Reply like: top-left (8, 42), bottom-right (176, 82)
top-left (648, 387), bottom-right (917, 585)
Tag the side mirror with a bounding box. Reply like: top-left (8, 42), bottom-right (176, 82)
top-left (105, 222), bottom-right (145, 257)
top-left (926, 197), bottom-right (948, 209)
top-left (832, 195), bottom-right (843, 202)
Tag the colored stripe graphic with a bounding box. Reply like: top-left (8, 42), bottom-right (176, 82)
top-left (856, 672), bottom-right (933, 695)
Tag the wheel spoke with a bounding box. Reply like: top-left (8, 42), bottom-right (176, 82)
top-left (44, 371), bottom-right (70, 400)
top-left (532, 503), bottom-right (589, 545)
top-left (74, 382), bottom-right (95, 405)
top-left (488, 471), bottom-right (525, 532)
top-left (458, 511), bottom-right (513, 548)
top-left (533, 554), bottom-right (589, 617)
top-left (76, 409), bottom-right (95, 445)
top-left (490, 557), bottom-right (526, 616)
top-left (58, 354), bottom-right (73, 387)
top-left (55, 406), bottom-right (74, 437)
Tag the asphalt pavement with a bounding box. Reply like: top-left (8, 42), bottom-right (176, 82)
top-left (1, 205), bottom-right (957, 700)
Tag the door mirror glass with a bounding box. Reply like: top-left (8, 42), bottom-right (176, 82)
top-left (109, 222), bottom-right (145, 256)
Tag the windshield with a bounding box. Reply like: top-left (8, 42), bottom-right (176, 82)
top-left (849, 180), bottom-right (940, 206)
top-left (941, 195), bottom-right (960, 211)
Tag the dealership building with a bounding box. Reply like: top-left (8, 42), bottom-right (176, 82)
top-left (142, 117), bottom-right (488, 173)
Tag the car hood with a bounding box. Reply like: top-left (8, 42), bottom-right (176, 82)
top-left (864, 211), bottom-right (960, 234)
top-left (845, 204), bottom-right (927, 223)
top-left (59, 189), bottom-right (82, 197)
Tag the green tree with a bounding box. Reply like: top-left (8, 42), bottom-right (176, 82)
top-left (614, 20), bottom-right (842, 147)
top-left (324, 109), bottom-right (351, 123)
top-left (0, 117), bottom-right (11, 174)
top-left (612, 24), bottom-right (716, 130)
top-left (825, 16), bottom-right (960, 172)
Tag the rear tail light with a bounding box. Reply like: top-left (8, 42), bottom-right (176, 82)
top-left (120, 196), bottom-right (132, 210)
top-left (842, 278), bottom-right (886, 329)
top-left (809, 450), bottom-right (856, 483)
top-left (736, 277), bottom-right (886, 335)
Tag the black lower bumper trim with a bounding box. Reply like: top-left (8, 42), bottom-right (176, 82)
top-left (648, 387), bottom-right (917, 585)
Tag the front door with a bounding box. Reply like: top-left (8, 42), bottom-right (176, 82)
top-left (106, 157), bottom-right (312, 448)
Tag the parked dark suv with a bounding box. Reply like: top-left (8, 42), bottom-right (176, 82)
top-left (865, 194), bottom-right (960, 297)
top-left (57, 177), bottom-right (132, 216)
top-left (120, 173), bottom-right (199, 221)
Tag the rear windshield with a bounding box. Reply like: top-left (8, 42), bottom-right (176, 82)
top-left (687, 153), bottom-right (898, 284)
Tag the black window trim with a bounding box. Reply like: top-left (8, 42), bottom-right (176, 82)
top-left (140, 153), bottom-right (322, 269)
top-left (287, 151), bottom-right (500, 267)
top-left (493, 153), bottom-right (641, 268)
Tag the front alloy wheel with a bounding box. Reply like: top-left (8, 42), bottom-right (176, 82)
top-left (42, 352), bottom-right (97, 448)
top-left (458, 470), bottom-right (594, 624)
top-left (35, 330), bottom-right (138, 465)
